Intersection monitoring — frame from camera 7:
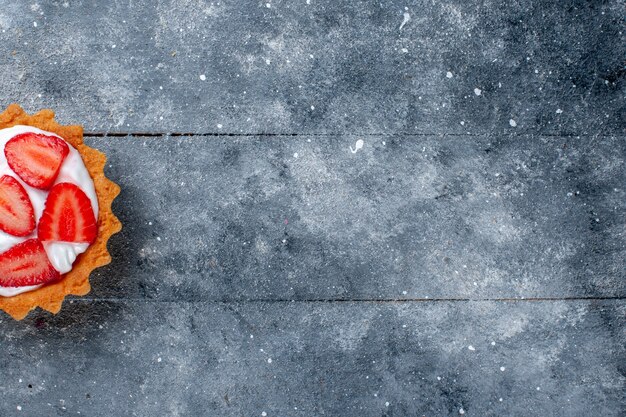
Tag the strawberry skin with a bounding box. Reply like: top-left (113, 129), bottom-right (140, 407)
top-left (0, 238), bottom-right (60, 287)
top-left (38, 182), bottom-right (98, 243)
top-left (5, 132), bottom-right (69, 189)
top-left (0, 175), bottom-right (36, 237)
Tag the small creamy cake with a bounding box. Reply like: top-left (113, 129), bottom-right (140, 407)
top-left (0, 104), bottom-right (121, 320)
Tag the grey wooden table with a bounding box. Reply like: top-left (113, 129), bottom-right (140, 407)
top-left (1, 1), bottom-right (624, 416)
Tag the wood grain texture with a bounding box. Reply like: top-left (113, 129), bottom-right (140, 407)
top-left (0, 0), bottom-right (622, 134)
top-left (84, 134), bottom-right (625, 301)
top-left (1, 299), bottom-right (624, 416)
top-left (0, 0), bottom-right (624, 415)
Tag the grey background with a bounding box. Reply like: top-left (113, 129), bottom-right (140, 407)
top-left (0, 1), bottom-right (624, 416)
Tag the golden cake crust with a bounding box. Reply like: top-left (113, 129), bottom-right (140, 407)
top-left (0, 104), bottom-right (121, 320)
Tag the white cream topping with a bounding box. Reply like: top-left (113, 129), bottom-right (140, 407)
top-left (0, 125), bottom-right (98, 297)
top-left (44, 242), bottom-right (90, 274)
top-left (0, 284), bottom-right (42, 297)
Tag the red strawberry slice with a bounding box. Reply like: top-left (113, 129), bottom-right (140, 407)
top-left (0, 175), bottom-right (35, 237)
top-left (5, 132), bottom-right (69, 189)
top-left (38, 182), bottom-right (97, 243)
top-left (0, 238), bottom-right (60, 287)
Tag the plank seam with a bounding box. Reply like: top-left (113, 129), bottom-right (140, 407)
top-left (83, 132), bottom-right (621, 138)
top-left (72, 296), bottom-right (626, 304)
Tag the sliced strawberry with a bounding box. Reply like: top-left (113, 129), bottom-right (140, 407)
top-left (5, 132), bottom-right (69, 189)
top-left (38, 183), bottom-right (97, 243)
top-left (0, 175), bottom-right (35, 237)
top-left (0, 238), bottom-right (60, 287)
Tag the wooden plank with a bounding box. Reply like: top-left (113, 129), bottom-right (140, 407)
top-left (0, 0), bottom-right (622, 134)
top-left (1, 299), bottom-right (623, 416)
top-left (84, 134), bottom-right (625, 300)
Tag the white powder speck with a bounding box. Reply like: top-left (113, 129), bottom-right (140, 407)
top-left (499, 398), bottom-right (503, 402)
top-left (468, 345), bottom-right (475, 351)
top-left (350, 139), bottom-right (365, 153)
top-left (310, 105), bottom-right (315, 110)
top-left (17, 406), bottom-right (22, 411)
top-left (385, 402), bottom-right (390, 407)
top-left (217, 124), bottom-right (223, 129)
top-left (250, 334), bottom-right (254, 339)
top-left (307, 0), bottom-right (311, 3)
top-left (200, 74), bottom-right (206, 81)
top-left (267, 358), bottom-right (272, 363)
top-left (446, 71), bottom-right (453, 78)
top-left (556, 108), bottom-right (563, 114)
top-left (459, 408), bottom-right (465, 415)
top-left (33, 22), bottom-right (37, 27)
top-left (399, 12), bottom-right (411, 30)
top-left (536, 387), bottom-right (541, 391)
top-left (509, 119), bottom-right (517, 127)
top-left (111, 44), bottom-right (116, 49)
top-left (266, 3), bottom-right (271, 8)
top-left (401, 48), bottom-right (408, 53)
top-left (474, 88), bottom-right (482, 96)
top-left (261, 413), bottom-right (267, 417)
top-left (437, 376), bottom-right (441, 380)
top-left (491, 341), bottom-right (496, 346)
top-left (265, 58), bottom-right (271, 65)
top-left (500, 366), bottom-right (506, 371)
top-left (157, 357), bottom-right (162, 362)
top-left (460, 121), bottom-right (465, 125)
top-left (350, 139), bottom-right (364, 154)
top-left (402, 290), bottom-right (407, 295)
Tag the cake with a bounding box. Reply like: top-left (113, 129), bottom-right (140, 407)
top-left (0, 104), bottom-right (121, 320)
